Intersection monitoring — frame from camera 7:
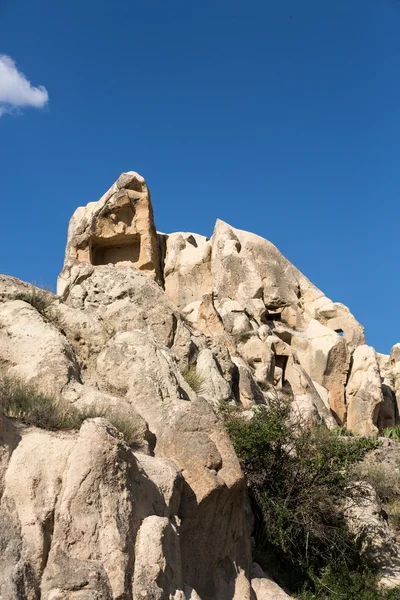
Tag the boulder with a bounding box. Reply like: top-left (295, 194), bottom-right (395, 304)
top-left (132, 516), bottom-right (185, 600)
top-left (0, 299), bottom-right (80, 395)
top-left (251, 563), bottom-right (293, 599)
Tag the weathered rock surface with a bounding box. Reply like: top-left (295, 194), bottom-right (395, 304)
top-left (57, 171), bottom-right (162, 297)
top-left (1, 170), bottom-right (399, 599)
top-left (346, 345), bottom-right (384, 435)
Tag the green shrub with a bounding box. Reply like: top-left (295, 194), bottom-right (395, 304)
top-left (333, 425), bottom-right (354, 437)
top-left (180, 364), bottom-right (205, 394)
top-left (296, 566), bottom-right (400, 599)
top-left (0, 377), bottom-right (81, 429)
top-left (222, 398), bottom-right (380, 595)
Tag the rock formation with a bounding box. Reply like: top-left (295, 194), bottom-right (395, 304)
top-left (0, 171), bottom-right (399, 598)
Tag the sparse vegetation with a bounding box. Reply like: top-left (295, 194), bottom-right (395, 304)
top-left (258, 380), bottom-right (270, 392)
top-left (355, 461), bottom-right (400, 532)
top-left (389, 500), bottom-right (400, 530)
top-left (221, 397), bottom-right (384, 598)
top-left (381, 426), bottom-right (400, 440)
top-left (180, 364), bottom-right (205, 394)
top-left (90, 404), bottom-right (142, 448)
top-left (0, 377), bottom-right (141, 446)
top-left (13, 287), bottom-right (53, 315)
top-left (296, 567), bottom-right (400, 600)
top-left (235, 331), bottom-right (254, 343)
top-left (333, 425), bottom-right (355, 437)
top-left (0, 377), bottom-right (81, 429)
top-left (355, 463), bottom-right (400, 503)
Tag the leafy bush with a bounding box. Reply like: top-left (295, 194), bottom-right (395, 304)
top-left (0, 377), bottom-right (81, 429)
top-left (297, 566), bottom-right (400, 599)
top-left (181, 364), bottom-right (205, 394)
top-left (222, 398), bottom-right (381, 595)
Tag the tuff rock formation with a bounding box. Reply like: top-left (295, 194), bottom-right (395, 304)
top-left (0, 171), bottom-right (399, 599)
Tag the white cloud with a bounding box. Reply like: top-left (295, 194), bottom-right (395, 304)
top-left (0, 55), bottom-right (48, 116)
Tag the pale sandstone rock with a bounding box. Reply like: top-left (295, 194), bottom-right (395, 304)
top-left (0, 416), bottom-right (186, 599)
top-left (284, 352), bottom-right (337, 429)
top-left (390, 344), bottom-right (400, 423)
top-left (196, 349), bottom-right (232, 406)
top-left (60, 264), bottom-right (177, 347)
top-left (196, 293), bottom-right (225, 338)
top-left (312, 380), bottom-right (330, 411)
top-left (132, 516), bottom-right (186, 600)
top-left (95, 329), bottom-right (251, 598)
top-left (376, 353), bottom-right (397, 429)
top-left (325, 302), bottom-right (365, 351)
top-left (217, 300), bottom-right (254, 336)
top-left (0, 300), bottom-right (80, 396)
top-left (239, 337), bottom-right (274, 385)
top-left (41, 419), bottom-right (182, 599)
top-left (345, 483), bottom-right (400, 589)
top-left (346, 345), bottom-right (384, 435)
top-left (0, 274), bottom-right (48, 302)
top-left (181, 300), bottom-right (202, 325)
top-left (164, 232), bottom-right (212, 309)
top-left (293, 319), bottom-right (350, 424)
top-left (251, 563), bottom-right (293, 599)
top-left (211, 220), bottom-right (301, 308)
top-left (57, 172), bottom-right (161, 297)
top-left (1, 429), bottom-right (75, 598)
top-left (231, 356), bottom-right (266, 408)
top-left (0, 169), bottom-right (395, 599)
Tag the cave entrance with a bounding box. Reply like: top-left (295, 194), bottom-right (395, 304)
top-left (91, 234), bottom-right (141, 266)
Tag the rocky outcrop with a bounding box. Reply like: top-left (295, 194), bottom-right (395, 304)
top-left (57, 172), bottom-right (162, 298)
top-left (161, 217), bottom-right (372, 432)
top-left (1, 170), bottom-right (399, 599)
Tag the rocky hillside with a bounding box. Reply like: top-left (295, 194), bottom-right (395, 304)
top-left (0, 171), bottom-right (399, 599)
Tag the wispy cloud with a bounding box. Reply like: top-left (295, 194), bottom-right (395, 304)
top-left (0, 55), bottom-right (49, 117)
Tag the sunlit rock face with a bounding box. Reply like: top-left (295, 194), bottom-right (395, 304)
top-left (1, 170), bottom-right (399, 599)
top-left (57, 171), bottom-right (162, 298)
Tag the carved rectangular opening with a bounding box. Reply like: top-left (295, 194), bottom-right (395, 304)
top-left (91, 234), bottom-right (141, 266)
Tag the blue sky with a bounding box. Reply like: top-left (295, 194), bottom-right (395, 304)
top-left (0, 0), bottom-right (399, 353)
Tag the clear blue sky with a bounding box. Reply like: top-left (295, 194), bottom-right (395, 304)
top-left (0, 0), bottom-right (398, 354)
